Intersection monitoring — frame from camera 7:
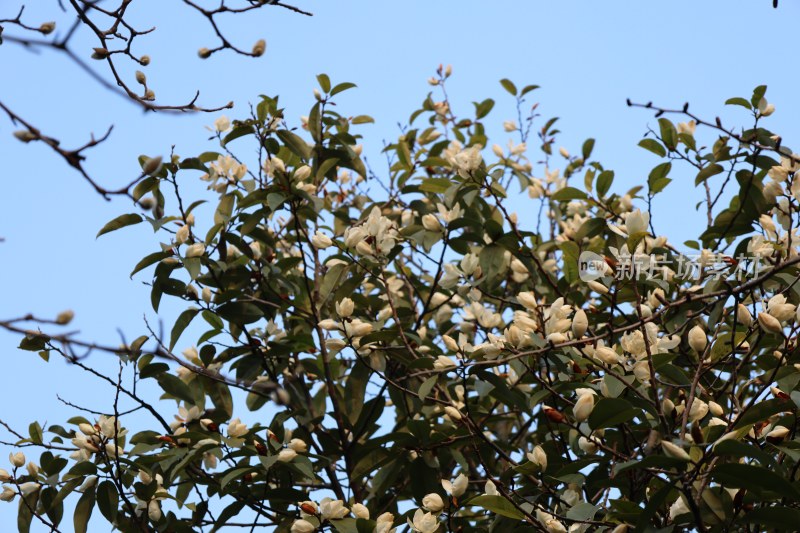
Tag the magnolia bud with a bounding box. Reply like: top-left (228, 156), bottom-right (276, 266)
top-left (572, 309), bottom-right (588, 338)
top-left (56, 310), bottom-right (75, 325)
top-left (661, 440), bottom-right (691, 462)
top-left (8, 453), bottom-right (24, 468)
top-left (202, 287), bottom-right (212, 304)
top-left (198, 47), bottom-right (212, 59)
top-left (352, 503), bottom-right (370, 520)
top-left (143, 89), bottom-right (156, 101)
top-left (39, 22), bottom-right (56, 35)
top-left (572, 391), bottom-right (595, 422)
top-left (736, 304), bottom-right (752, 326)
top-left (688, 326), bottom-right (707, 353)
top-left (526, 445), bottom-right (548, 470)
top-left (252, 39), bottom-right (266, 57)
top-left (135, 71), bottom-right (147, 85)
top-left (13, 130), bottom-right (36, 143)
top-left (277, 448), bottom-right (297, 462)
top-left (758, 312), bottom-right (783, 334)
top-left (422, 493), bottom-right (445, 512)
top-left (422, 214), bottom-right (442, 232)
top-left (91, 47), bottom-right (110, 60)
top-left (444, 406), bottom-right (462, 420)
top-left (140, 55), bottom-right (151, 66)
top-left (335, 298), bottom-right (354, 318)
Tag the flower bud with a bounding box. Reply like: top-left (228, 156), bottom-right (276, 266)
top-left (736, 304), bottom-right (752, 326)
top-left (91, 47), bottom-right (110, 60)
top-left (526, 445), bottom-right (548, 470)
top-left (422, 214), bottom-right (442, 232)
top-left (39, 22), bottom-right (56, 35)
top-left (660, 440), bottom-right (691, 462)
top-left (143, 156), bottom-right (163, 176)
top-left (688, 326), bottom-right (707, 353)
top-left (335, 298), bottom-right (354, 318)
top-left (277, 448), bottom-right (297, 462)
top-left (572, 309), bottom-right (588, 338)
top-left (198, 47), bottom-right (212, 59)
top-left (758, 312), bottom-right (783, 334)
top-left (140, 55), bottom-right (151, 66)
top-left (352, 503), bottom-right (370, 519)
top-left (8, 453), bottom-right (24, 468)
top-left (56, 310), bottom-right (75, 325)
top-left (135, 71), bottom-right (147, 85)
top-left (13, 130), bottom-right (37, 143)
top-left (422, 492), bottom-right (444, 512)
top-left (252, 39), bottom-right (266, 57)
top-left (0, 486), bottom-right (15, 502)
top-left (444, 406), bottom-right (462, 420)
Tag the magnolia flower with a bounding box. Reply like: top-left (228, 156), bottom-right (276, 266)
top-left (185, 243), bottom-right (205, 258)
top-left (320, 498), bottom-right (349, 520)
top-left (214, 115), bottom-right (231, 133)
top-left (442, 473), bottom-right (468, 498)
top-left (422, 493), bottom-right (444, 512)
top-left (451, 145), bottom-right (483, 175)
top-left (311, 231), bottom-right (333, 249)
top-left (594, 345), bottom-right (621, 365)
top-left (572, 309), bottom-right (588, 338)
top-left (351, 503), bottom-right (370, 520)
top-left (290, 519), bottom-right (316, 533)
top-left (433, 356), bottom-right (457, 372)
top-left (661, 440), bottom-right (691, 462)
top-left (0, 486), bottom-right (14, 502)
top-left (758, 97), bottom-right (775, 117)
top-left (526, 445), bottom-right (548, 470)
top-left (287, 438), bottom-right (308, 453)
top-left (277, 448), bottom-right (297, 462)
top-left (626, 209), bottom-right (649, 235)
top-left (767, 294), bottom-right (796, 322)
top-left (737, 304), bottom-right (753, 326)
top-left (422, 214), bottom-right (442, 232)
top-left (503, 120), bottom-right (517, 132)
top-left (669, 496), bottom-right (690, 521)
top-left (688, 399), bottom-right (709, 422)
top-left (758, 312), bottom-right (783, 334)
top-left (408, 509), bottom-right (439, 533)
top-left (227, 418), bottom-right (248, 438)
top-left (484, 479), bottom-right (498, 496)
top-left (677, 120), bottom-right (696, 136)
top-left (578, 436), bottom-right (598, 454)
top-left (8, 452), bottom-right (24, 468)
top-left (687, 326), bottom-right (707, 353)
top-left (336, 298), bottom-right (354, 318)
top-left (444, 406), bottom-right (462, 421)
top-left (572, 388), bottom-right (596, 422)
top-left (517, 291), bottom-right (538, 311)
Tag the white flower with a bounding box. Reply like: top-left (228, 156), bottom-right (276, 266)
top-left (571, 309), bottom-right (588, 338)
top-left (484, 479), bottom-right (498, 496)
top-left (214, 115), bottom-right (231, 132)
top-left (768, 294), bottom-right (796, 322)
top-left (758, 312), bottom-right (783, 334)
top-left (433, 356), bottom-right (456, 372)
top-left (503, 120), bottom-right (517, 132)
top-left (422, 492), bottom-right (444, 512)
top-left (290, 519), bottom-right (316, 533)
top-left (625, 209), bottom-right (649, 236)
top-left (444, 406), bottom-right (462, 421)
top-left (148, 499), bottom-right (162, 522)
top-left (311, 231), bottom-right (333, 249)
top-left (572, 390), bottom-right (595, 422)
top-left (336, 298), bottom-right (354, 318)
top-left (227, 418), bottom-right (248, 438)
top-left (319, 498), bottom-right (349, 520)
top-left (408, 509), bottom-right (439, 533)
top-left (8, 452), bottom-right (25, 468)
top-left (526, 445), bottom-right (547, 470)
top-left (661, 440), bottom-right (691, 462)
top-left (277, 448), bottom-right (297, 462)
top-left (442, 473), bottom-right (468, 498)
top-left (287, 438), bottom-right (307, 453)
top-left (669, 496), bottom-right (690, 521)
top-left (517, 291), bottom-right (538, 311)
top-left (18, 482), bottom-right (39, 496)
top-left (351, 502), bottom-right (370, 519)
top-left (758, 97), bottom-right (775, 117)
top-left (451, 145), bottom-right (483, 175)
top-left (594, 345), bottom-right (621, 365)
top-left (0, 486), bottom-right (14, 502)
top-left (185, 243), bottom-right (205, 258)
top-left (687, 326), bottom-right (707, 353)
top-left (422, 214), bottom-right (442, 232)
top-left (677, 120), bottom-right (696, 136)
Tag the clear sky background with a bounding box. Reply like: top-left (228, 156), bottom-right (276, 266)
top-left (1, 0), bottom-right (799, 529)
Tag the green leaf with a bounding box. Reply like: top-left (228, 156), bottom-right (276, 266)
top-left (567, 502), bottom-right (600, 522)
top-left (658, 118), bottom-right (678, 151)
top-left (648, 162), bottom-right (672, 195)
top-left (695, 163), bottom-right (724, 186)
top-left (469, 495), bottom-right (525, 520)
top-left (725, 97), bottom-right (752, 110)
top-left (317, 73), bottom-right (331, 93)
top-left (73, 486), bottom-right (95, 533)
top-left (96, 214), bottom-right (142, 238)
top-left (169, 307), bottom-right (199, 351)
top-left (130, 251), bottom-right (170, 278)
top-left (596, 170), bottom-right (614, 197)
top-left (330, 82), bottom-right (357, 96)
top-left (96, 480), bottom-right (118, 523)
top-left (551, 187), bottom-right (588, 201)
top-left (739, 506), bottom-right (800, 529)
top-left (351, 115), bottom-right (374, 125)
top-left (216, 302), bottom-right (264, 325)
top-left (710, 462), bottom-right (800, 499)
top-left (638, 138), bottom-right (667, 157)
top-left (499, 79), bottom-right (517, 96)
top-left (750, 85), bottom-right (768, 108)
top-left (418, 375), bottom-right (438, 400)
top-left (582, 138), bottom-right (595, 160)
top-left (588, 398), bottom-right (641, 430)
top-left (419, 178), bottom-right (453, 194)
top-left (276, 130), bottom-right (311, 160)
top-left (733, 397), bottom-right (792, 428)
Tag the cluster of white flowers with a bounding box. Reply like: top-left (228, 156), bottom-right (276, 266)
top-left (291, 499), bottom-right (395, 532)
top-left (342, 206), bottom-right (399, 258)
top-left (71, 415), bottom-right (126, 462)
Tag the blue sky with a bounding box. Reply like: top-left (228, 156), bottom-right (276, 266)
top-left (1, 0), bottom-right (799, 529)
